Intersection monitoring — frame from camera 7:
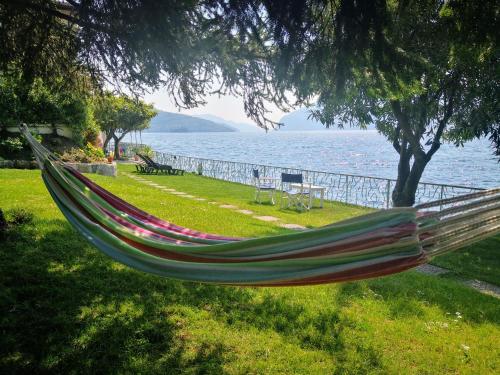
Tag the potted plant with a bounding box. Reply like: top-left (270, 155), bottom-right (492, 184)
top-left (130, 146), bottom-right (139, 161)
top-left (107, 152), bottom-right (114, 163)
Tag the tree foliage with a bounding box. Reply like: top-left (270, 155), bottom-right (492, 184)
top-left (0, 73), bottom-right (97, 145)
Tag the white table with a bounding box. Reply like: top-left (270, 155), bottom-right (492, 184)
top-left (290, 183), bottom-right (327, 208)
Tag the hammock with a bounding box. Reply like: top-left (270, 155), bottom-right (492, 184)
top-left (21, 125), bottom-right (500, 286)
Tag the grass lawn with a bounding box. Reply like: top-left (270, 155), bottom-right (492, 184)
top-left (118, 164), bottom-right (370, 229)
top-left (1, 166), bottom-right (499, 374)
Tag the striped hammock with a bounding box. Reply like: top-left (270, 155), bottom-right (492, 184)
top-left (21, 125), bottom-right (500, 286)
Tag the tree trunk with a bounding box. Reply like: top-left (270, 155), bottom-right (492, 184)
top-left (390, 100), bottom-right (433, 207)
top-left (388, 91), bottom-right (453, 207)
top-left (113, 132), bottom-right (128, 160)
top-left (113, 134), bottom-right (120, 160)
top-left (392, 152), bottom-right (429, 207)
top-left (102, 130), bottom-right (115, 154)
top-left (103, 136), bottom-right (111, 154)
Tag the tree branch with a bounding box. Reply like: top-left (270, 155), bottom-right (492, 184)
top-left (392, 125), bottom-right (401, 154)
top-left (390, 100), bottom-right (426, 159)
top-left (117, 132), bottom-right (128, 141)
top-left (17, 0), bottom-right (114, 36)
top-left (426, 95), bottom-right (454, 160)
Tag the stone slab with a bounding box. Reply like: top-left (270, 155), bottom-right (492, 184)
top-left (220, 204), bottom-right (238, 209)
top-left (416, 264), bottom-right (450, 276)
top-left (464, 279), bottom-right (500, 298)
top-left (280, 223), bottom-right (307, 230)
top-left (236, 209), bottom-right (254, 215)
top-left (253, 215), bottom-right (279, 222)
top-left (66, 162), bottom-right (117, 177)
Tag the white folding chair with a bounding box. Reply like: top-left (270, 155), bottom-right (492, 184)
top-left (253, 169), bottom-right (276, 204)
top-left (280, 173), bottom-right (311, 211)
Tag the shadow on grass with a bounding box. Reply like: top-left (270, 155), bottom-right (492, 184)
top-left (0, 220), bottom-right (232, 374)
top-left (1, 220), bottom-right (498, 373)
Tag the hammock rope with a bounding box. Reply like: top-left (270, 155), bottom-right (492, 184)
top-left (20, 125), bottom-right (500, 286)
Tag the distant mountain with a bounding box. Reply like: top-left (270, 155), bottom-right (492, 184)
top-left (145, 111), bottom-right (237, 133)
top-left (196, 114), bottom-right (263, 132)
top-left (278, 108), bottom-right (326, 131)
top-left (278, 108), bottom-right (375, 131)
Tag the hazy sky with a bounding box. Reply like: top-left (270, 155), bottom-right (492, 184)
top-left (143, 88), bottom-right (287, 125)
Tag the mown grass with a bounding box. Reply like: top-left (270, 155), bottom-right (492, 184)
top-left (431, 236), bottom-right (500, 285)
top-left (1, 167), bottom-right (499, 374)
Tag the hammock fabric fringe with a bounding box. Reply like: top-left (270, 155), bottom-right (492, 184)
top-left (20, 125), bottom-right (500, 286)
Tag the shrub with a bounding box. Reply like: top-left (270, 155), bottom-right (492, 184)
top-left (0, 208), bottom-right (6, 234)
top-left (6, 207), bottom-right (34, 226)
top-left (84, 142), bottom-right (105, 159)
top-left (0, 137), bottom-right (24, 154)
top-left (59, 145), bottom-right (107, 163)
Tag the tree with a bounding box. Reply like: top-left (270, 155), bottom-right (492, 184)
top-left (216, 0), bottom-right (499, 206)
top-left (94, 93), bottom-right (156, 158)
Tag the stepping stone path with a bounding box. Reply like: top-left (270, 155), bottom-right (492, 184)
top-left (194, 198), bottom-right (206, 201)
top-left (253, 215), bottom-right (279, 222)
top-left (220, 204), bottom-right (238, 209)
top-left (236, 209), bottom-right (254, 215)
top-left (464, 279), bottom-right (500, 298)
top-left (416, 264), bottom-right (449, 276)
top-left (280, 223), bottom-right (307, 231)
top-left (416, 264), bottom-right (499, 298)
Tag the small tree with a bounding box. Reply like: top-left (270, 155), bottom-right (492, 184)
top-left (95, 94), bottom-right (156, 158)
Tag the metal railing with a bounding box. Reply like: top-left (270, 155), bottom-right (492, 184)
top-left (122, 146), bottom-right (482, 210)
top-left (107, 141), bottom-right (149, 158)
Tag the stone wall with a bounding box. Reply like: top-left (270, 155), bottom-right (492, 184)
top-left (4, 124), bottom-right (73, 138)
top-left (65, 162), bottom-right (117, 177)
top-left (0, 160), bottom-right (39, 169)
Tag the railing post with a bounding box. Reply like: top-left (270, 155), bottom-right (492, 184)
top-left (439, 185), bottom-right (445, 211)
top-left (345, 175), bottom-right (349, 204)
top-left (386, 179), bottom-right (391, 209)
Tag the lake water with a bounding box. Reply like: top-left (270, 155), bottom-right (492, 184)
top-left (139, 130), bottom-right (499, 188)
